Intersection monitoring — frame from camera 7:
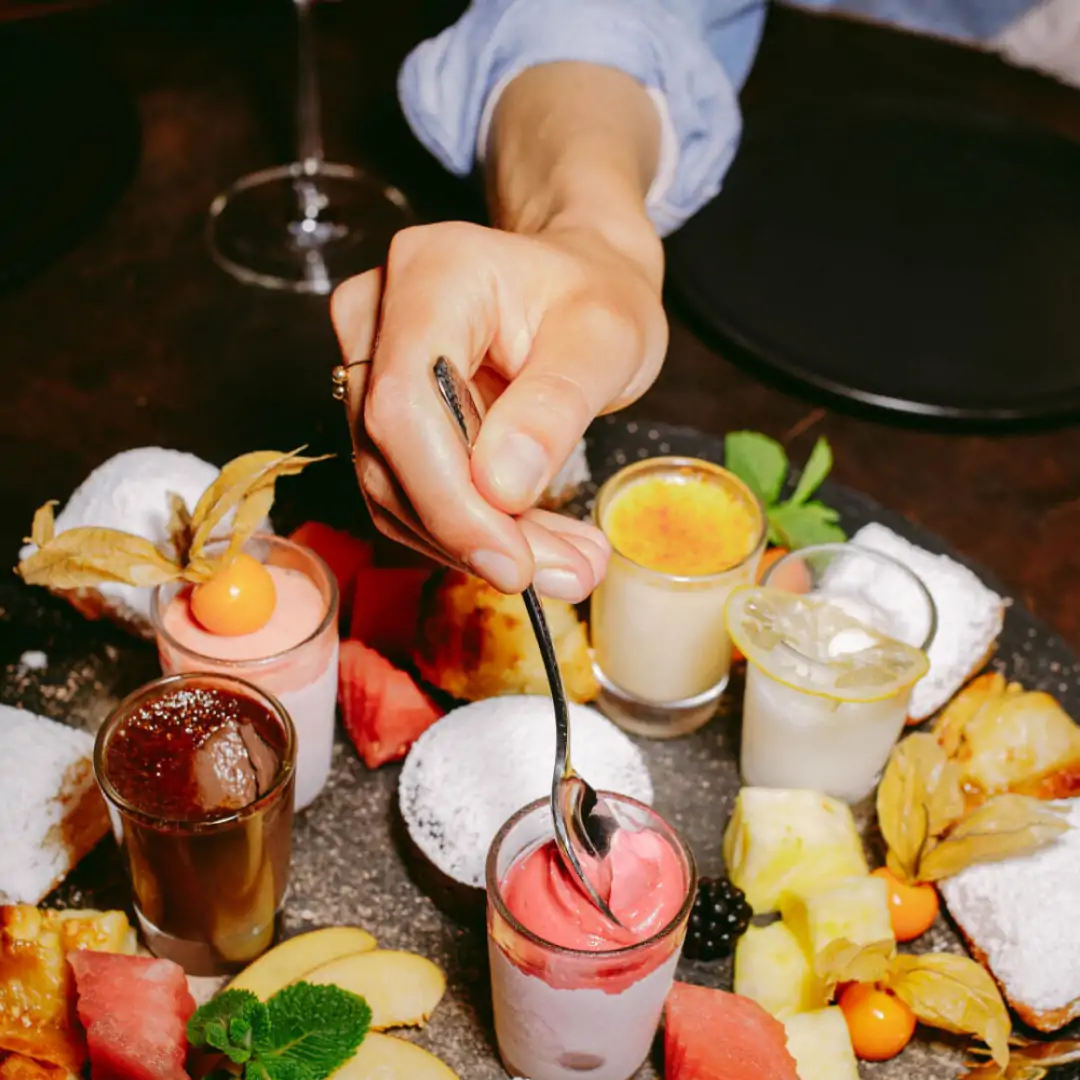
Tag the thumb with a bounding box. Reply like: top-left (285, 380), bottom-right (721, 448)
top-left (472, 299), bottom-right (650, 514)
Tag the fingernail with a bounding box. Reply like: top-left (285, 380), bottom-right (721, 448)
top-left (534, 568), bottom-right (589, 603)
top-left (487, 433), bottom-right (548, 504)
top-left (469, 549), bottom-right (522, 593)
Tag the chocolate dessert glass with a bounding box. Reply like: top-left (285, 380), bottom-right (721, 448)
top-left (151, 533), bottom-right (339, 812)
top-left (94, 673), bottom-right (296, 977)
top-left (486, 795), bottom-right (696, 1080)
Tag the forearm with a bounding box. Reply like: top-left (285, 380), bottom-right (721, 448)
top-left (486, 63), bottom-right (664, 290)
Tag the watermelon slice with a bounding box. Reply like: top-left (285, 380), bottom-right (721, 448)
top-left (68, 951), bottom-right (195, 1080)
top-left (289, 522), bottom-right (374, 626)
top-left (665, 982), bottom-right (799, 1080)
top-left (350, 566), bottom-right (432, 661)
top-left (339, 638), bottom-right (442, 768)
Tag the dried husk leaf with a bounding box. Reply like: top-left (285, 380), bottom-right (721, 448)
top-left (814, 937), bottom-right (895, 994)
top-left (962, 1036), bottom-right (1080, 1080)
top-left (15, 450), bottom-right (330, 594)
top-left (878, 734), bottom-right (937, 881)
top-left (16, 526), bottom-right (182, 589)
top-left (187, 449), bottom-right (331, 561)
top-left (917, 795), bottom-right (1070, 882)
top-left (890, 952), bottom-right (1011, 1069)
top-left (28, 500), bottom-right (58, 547)
top-left (166, 492), bottom-right (193, 564)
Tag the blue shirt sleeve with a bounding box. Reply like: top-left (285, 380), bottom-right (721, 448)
top-left (397, 0), bottom-right (768, 236)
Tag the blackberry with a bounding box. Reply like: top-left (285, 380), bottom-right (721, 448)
top-left (682, 876), bottom-right (753, 961)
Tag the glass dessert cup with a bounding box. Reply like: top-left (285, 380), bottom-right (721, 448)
top-left (590, 457), bottom-right (767, 739)
top-left (737, 544), bottom-right (937, 803)
top-left (94, 673), bottom-right (296, 977)
top-left (151, 533), bottom-right (339, 812)
top-left (486, 796), bottom-right (696, 1080)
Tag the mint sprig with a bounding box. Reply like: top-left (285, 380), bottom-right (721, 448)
top-left (188, 983), bottom-right (371, 1080)
top-left (724, 431), bottom-right (846, 550)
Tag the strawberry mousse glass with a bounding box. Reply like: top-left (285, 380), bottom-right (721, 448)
top-left (486, 795), bottom-right (696, 1080)
top-left (151, 534), bottom-right (339, 812)
top-left (591, 457), bottom-right (767, 739)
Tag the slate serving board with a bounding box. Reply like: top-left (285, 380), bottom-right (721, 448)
top-left (2, 418), bottom-right (1077, 1079)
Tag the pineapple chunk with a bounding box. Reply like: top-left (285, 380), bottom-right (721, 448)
top-left (722, 789), bottom-right (868, 914)
top-left (734, 922), bottom-right (825, 1019)
top-left (783, 1008), bottom-right (860, 1080)
top-left (780, 875), bottom-right (894, 960)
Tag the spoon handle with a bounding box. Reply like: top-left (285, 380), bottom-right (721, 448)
top-left (430, 359), bottom-right (572, 736)
top-left (522, 585), bottom-right (572, 779)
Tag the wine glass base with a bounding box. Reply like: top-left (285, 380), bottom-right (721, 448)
top-left (207, 161), bottom-right (413, 295)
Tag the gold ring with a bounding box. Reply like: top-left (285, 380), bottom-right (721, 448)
top-left (331, 359), bottom-right (372, 402)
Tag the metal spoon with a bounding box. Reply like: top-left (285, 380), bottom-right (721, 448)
top-left (432, 356), bottom-right (625, 925)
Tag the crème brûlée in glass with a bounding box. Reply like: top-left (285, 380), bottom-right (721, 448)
top-left (591, 459), bottom-right (766, 708)
top-left (603, 470), bottom-right (762, 577)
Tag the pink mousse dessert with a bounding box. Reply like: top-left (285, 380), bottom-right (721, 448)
top-left (487, 795), bottom-right (696, 1080)
top-left (152, 534), bottom-right (338, 811)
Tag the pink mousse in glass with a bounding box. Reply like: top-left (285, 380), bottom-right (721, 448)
top-left (152, 534), bottom-right (338, 811)
top-left (487, 795), bottom-right (696, 1080)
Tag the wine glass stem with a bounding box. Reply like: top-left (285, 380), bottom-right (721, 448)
top-left (294, 0), bottom-right (325, 172)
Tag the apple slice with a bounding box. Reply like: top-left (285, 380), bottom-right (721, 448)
top-left (335, 1034), bottom-right (458, 1079)
top-left (307, 950), bottom-right (447, 1031)
top-left (227, 927), bottom-right (378, 998)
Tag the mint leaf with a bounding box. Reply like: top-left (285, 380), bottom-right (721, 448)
top-left (768, 501), bottom-right (847, 549)
top-left (189, 991), bottom-right (269, 1064)
top-left (788, 437), bottom-right (833, 506)
top-left (724, 431), bottom-right (788, 506)
top-left (260, 983), bottom-right (371, 1080)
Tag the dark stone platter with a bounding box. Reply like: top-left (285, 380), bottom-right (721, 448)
top-left (2, 419), bottom-right (1078, 1080)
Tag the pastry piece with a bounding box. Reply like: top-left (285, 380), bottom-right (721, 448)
top-left (935, 672), bottom-right (1080, 802)
top-left (941, 798), bottom-right (1080, 1032)
top-left (0, 905), bottom-right (84, 1070)
top-left (722, 789), bottom-right (868, 915)
top-left (841, 523), bottom-right (1007, 720)
top-left (0, 706), bottom-right (109, 905)
top-left (16, 448), bottom-right (271, 637)
top-left (399, 696), bottom-right (652, 888)
top-left (0, 1055), bottom-right (78, 1080)
top-left (537, 438), bottom-right (590, 511)
top-left (412, 570), bottom-right (599, 703)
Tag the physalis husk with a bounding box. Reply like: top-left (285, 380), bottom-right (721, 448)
top-left (876, 733), bottom-right (1070, 886)
top-left (816, 937), bottom-right (1012, 1069)
top-left (16, 448), bottom-right (330, 590)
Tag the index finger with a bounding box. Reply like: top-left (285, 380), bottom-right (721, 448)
top-left (360, 229), bottom-right (537, 593)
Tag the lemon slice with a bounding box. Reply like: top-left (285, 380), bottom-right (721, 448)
top-left (726, 586), bottom-right (930, 703)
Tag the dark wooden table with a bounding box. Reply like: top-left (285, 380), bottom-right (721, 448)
top-left (1, 0), bottom-right (1079, 650)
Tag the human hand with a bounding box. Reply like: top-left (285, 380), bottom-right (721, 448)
top-left (330, 219), bottom-right (667, 602)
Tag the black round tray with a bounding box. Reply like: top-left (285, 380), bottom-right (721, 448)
top-left (666, 97), bottom-right (1080, 424)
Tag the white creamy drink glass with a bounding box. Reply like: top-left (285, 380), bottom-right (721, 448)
top-left (486, 796), bottom-right (695, 1080)
top-left (152, 534), bottom-right (339, 812)
top-left (591, 457), bottom-right (766, 739)
top-left (730, 546), bottom-right (935, 803)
